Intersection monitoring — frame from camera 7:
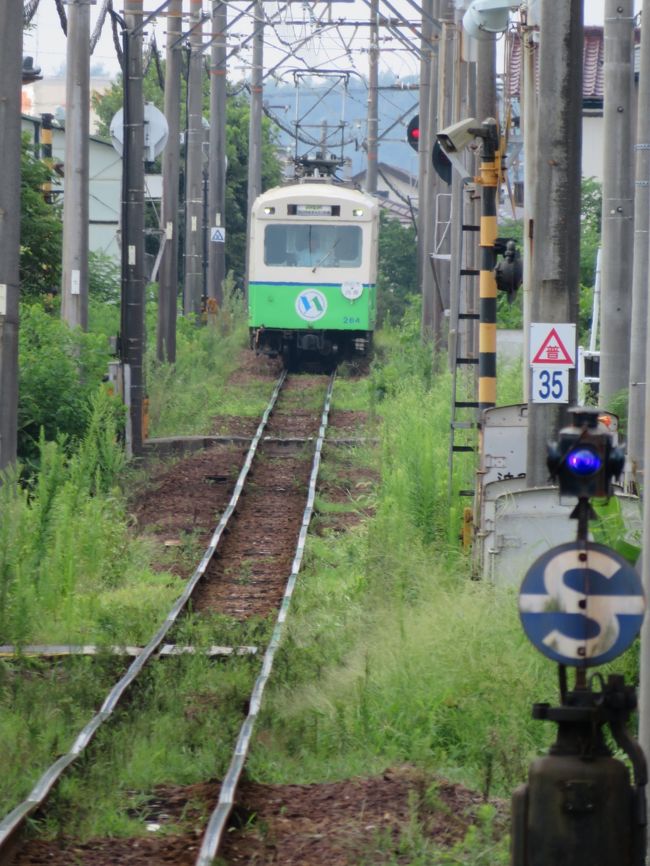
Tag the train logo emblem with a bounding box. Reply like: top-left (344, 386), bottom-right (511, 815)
top-left (519, 542), bottom-right (645, 667)
top-left (296, 290), bottom-right (327, 322)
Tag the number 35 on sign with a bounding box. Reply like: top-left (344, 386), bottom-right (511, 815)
top-left (532, 368), bottom-right (569, 404)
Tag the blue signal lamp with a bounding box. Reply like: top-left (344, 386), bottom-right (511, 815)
top-left (566, 446), bottom-right (603, 477)
top-left (547, 407), bottom-right (625, 500)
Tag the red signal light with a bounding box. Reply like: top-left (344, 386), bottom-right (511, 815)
top-left (407, 115), bottom-right (420, 151)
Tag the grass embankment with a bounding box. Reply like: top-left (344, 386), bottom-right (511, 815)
top-left (1, 307), bottom-right (639, 861)
top-left (0, 314), bottom-right (254, 818)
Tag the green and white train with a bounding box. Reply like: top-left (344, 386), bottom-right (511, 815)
top-left (248, 180), bottom-right (379, 364)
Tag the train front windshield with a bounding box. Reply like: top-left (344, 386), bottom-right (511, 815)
top-left (264, 224), bottom-right (362, 269)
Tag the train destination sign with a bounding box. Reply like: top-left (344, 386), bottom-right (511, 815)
top-left (519, 542), bottom-right (644, 667)
top-left (530, 323), bottom-right (576, 367)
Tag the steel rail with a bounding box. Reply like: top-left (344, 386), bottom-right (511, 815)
top-left (196, 370), bottom-right (336, 866)
top-left (0, 370), bottom-right (287, 856)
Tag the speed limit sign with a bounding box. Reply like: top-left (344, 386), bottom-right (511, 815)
top-left (531, 367), bottom-right (569, 404)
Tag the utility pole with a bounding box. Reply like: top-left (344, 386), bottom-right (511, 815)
top-left (627, 0), bottom-right (650, 486)
top-left (472, 32), bottom-right (497, 374)
top-left (637, 8), bottom-right (650, 836)
top-left (245, 0), bottom-right (264, 296)
top-left (366, 0), bottom-right (379, 194)
top-left (207, 0), bottom-right (227, 305)
top-left (184, 0), bottom-right (205, 318)
top-left (526, 0), bottom-right (583, 486)
top-left (521, 3), bottom-right (539, 402)
top-left (432, 3), bottom-right (454, 351)
top-left (121, 0), bottom-right (146, 455)
top-left (61, 0), bottom-right (92, 331)
top-left (599, 0), bottom-right (635, 408)
top-left (157, 0), bottom-right (182, 363)
top-left (418, 0), bottom-right (438, 341)
top-left (41, 113), bottom-right (55, 201)
top-left (0, 2), bottom-right (22, 472)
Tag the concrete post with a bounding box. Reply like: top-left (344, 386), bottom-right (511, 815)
top-left (157, 0), bottom-right (182, 363)
top-left (61, 0), bottom-right (92, 331)
top-left (526, 0), bottom-right (583, 486)
top-left (183, 0), bottom-right (205, 318)
top-left (207, 0), bottom-right (227, 305)
top-left (599, 0), bottom-right (635, 409)
top-left (0, 2), bottom-right (22, 472)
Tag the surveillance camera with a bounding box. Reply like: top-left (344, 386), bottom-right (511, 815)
top-left (436, 118), bottom-right (479, 154)
top-left (462, 0), bottom-right (522, 40)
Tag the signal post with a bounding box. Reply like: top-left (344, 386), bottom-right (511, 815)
top-left (513, 408), bottom-right (646, 865)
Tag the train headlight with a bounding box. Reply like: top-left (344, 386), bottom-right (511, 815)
top-left (263, 206), bottom-right (275, 215)
top-left (352, 208), bottom-right (364, 217)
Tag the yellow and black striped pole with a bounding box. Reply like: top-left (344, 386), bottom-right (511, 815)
top-left (40, 112), bottom-right (54, 204)
top-left (478, 118), bottom-right (500, 413)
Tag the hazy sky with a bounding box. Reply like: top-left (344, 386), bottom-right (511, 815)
top-left (23, 0), bottom-right (639, 82)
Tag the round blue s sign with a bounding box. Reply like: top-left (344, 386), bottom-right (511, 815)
top-left (519, 542), bottom-right (644, 667)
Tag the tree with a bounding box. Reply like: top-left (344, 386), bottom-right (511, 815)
top-left (20, 135), bottom-right (63, 298)
top-left (376, 211), bottom-right (417, 325)
top-left (92, 63), bottom-right (282, 284)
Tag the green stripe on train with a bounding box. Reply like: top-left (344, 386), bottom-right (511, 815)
top-left (248, 282), bottom-right (377, 330)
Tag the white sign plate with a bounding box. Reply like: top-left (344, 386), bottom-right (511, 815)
top-left (211, 226), bottom-right (226, 243)
top-left (531, 367), bottom-right (570, 404)
top-left (530, 323), bottom-right (576, 368)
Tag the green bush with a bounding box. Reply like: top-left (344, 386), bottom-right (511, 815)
top-left (18, 304), bottom-right (111, 466)
top-left (0, 388), bottom-right (175, 647)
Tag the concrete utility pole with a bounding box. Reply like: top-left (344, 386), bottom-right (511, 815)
top-left (418, 0), bottom-right (438, 341)
top-left (184, 0), bottom-right (205, 318)
top-left (521, 3), bottom-right (539, 402)
top-left (0, 2), bottom-right (22, 472)
top-left (207, 0), bottom-right (227, 305)
top-left (627, 0), bottom-right (650, 485)
top-left (366, 0), bottom-right (379, 194)
top-left (432, 3), bottom-right (454, 351)
top-left (61, 0), bottom-right (92, 331)
top-left (157, 0), bottom-right (182, 363)
top-left (526, 0), bottom-right (583, 486)
top-left (599, 0), bottom-right (635, 408)
top-left (245, 0), bottom-right (264, 296)
top-left (638, 6), bottom-right (650, 820)
top-left (121, 0), bottom-right (146, 455)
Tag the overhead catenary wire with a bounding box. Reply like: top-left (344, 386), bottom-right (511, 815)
top-left (90, 0), bottom-right (111, 54)
top-left (54, 0), bottom-right (67, 35)
top-left (23, 0), bottom-right (41, 26)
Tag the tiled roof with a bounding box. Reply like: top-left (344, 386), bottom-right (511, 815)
top-left (507, 26), bottom-right (639, 101)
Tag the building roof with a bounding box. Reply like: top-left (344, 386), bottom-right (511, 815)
top-left (507, 26), bottom-right (639, 103)
top-left (351, 162), bottom-right (417, 188)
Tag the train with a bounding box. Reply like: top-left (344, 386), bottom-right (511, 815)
top-left (247, 179), bottom-right (380, 364)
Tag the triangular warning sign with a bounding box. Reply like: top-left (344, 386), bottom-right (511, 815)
top-left (532, 328), bottom-right (573, 365)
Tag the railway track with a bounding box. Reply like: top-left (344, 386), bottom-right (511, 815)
top-left (0, 371), bottom-right (337, 866)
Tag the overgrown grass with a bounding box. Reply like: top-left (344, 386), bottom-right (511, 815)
top-left (0, 388), bottom-right (184, 647)
top-left (146, 281), bottom-right (258, 437)
top-left (40, 640), bottom-right (260, 838)
top-left (246, 324), bottom-right (638, 833)
top-left (4, 299), bottom-right (640, 861)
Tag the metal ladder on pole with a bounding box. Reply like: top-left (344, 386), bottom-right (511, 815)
top-left (446, 215), bottom-right (481, 512)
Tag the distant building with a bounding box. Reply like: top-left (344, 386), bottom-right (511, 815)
top-left (21, 75), bottom-right (114, 135)
top-left (351, 162), bottom-right (417, 226)
top-left (506, 26), bottom-right (640, 189)
top-left (21, 114), bottom-right (162, 263)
